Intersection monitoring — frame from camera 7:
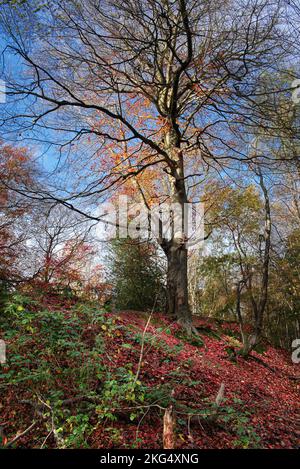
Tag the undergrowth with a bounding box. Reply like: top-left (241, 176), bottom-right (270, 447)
top-left (0, 292), bottom-right (297, 449)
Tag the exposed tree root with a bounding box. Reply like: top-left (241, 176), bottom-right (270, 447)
top-left (177, 318), bottom-right (200, 337)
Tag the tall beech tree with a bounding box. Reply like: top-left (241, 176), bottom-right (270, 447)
top-left (0, 0), bottom-right (296, 331)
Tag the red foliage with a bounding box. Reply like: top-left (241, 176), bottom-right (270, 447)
top-left (95, 312), bottom-right (299, 449)
top-left (0, 143), bottom-right (34, 282)
top-left (1, 302), bottom-right (299, 449)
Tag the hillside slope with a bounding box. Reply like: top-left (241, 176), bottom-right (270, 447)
top-left (0, 295), bottom-right (299, 449)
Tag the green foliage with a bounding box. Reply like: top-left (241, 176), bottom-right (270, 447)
top-left (96, 367), bottom-right (145, 422)
top-left (132, 330), bottom-right (184, 355)
top-left (174, 329), bottom-right (204, 347)
top-left (223, 406), bottom-right (261, 449)
top-left (265, 228), bottom-right (300, 348)
top-left (108, 238), bottom-right (165, 311)
top-left (0, 292), bottom-right (279, 449)
top-left (63, 414), bottom-right (93, 448)
top-left (179, 397), bottom-right (261, 449)
top-left (0, 293), bottom-right (151, 447)
top-left (0, 299), bottom-right (104, 390)
top-left (0, 280), bottom-right (9, 312)
top-left (144, 383), bottom-right (176, 408)
top-left (218, 400), bottom-right (261, 448)
top-left (195, 254), bottom-right (238, 319)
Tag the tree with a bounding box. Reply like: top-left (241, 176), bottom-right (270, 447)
top-left (266, 229), bottom-right (300, 349)
top-left (30, 205), bottom-right (91, 284)
top-left (192, 176), bottom-right (272, 353)
top-left (0, 0), bottom-right (294, 331)
top-left (234, 167), bottom-right (272, 354)
top-left (0, 142), bottom-right (36, 286)
top-left (109, 238), bottom-right (165, 311)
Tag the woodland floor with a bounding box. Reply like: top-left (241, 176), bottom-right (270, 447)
top-left (0, 294), bottom-right (299, 449)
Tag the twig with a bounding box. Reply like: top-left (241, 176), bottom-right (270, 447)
top-left (133, 312), bottom-right (152, 386)
top-left (133, 290), bottom-right (161, 386)
top-left (6, 420), bottom-right (38, 447)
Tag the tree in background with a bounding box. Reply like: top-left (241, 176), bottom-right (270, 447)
top-left (30, 205), bottom-right (92, 284)
top-left (265, 229), bottom-right (300, 350)
top-left (190, 176), bottom-right (272, 354)
top-left (109, 239), bottom-right (165, 312)
top-left (0, 146), bottom-right (107, 301)
top-left (0, 142), bottom-right (36, 288)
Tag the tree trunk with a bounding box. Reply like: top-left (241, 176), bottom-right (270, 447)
top-left (159, 126), bottom-right (197, 334)
top-left (165, 240), bottom-right (190, 322)
top-left (237, 166), bottom-right (271, 357)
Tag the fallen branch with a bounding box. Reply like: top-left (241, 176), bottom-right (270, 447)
top-left (163, 405), bottom-right (175, 449)
top-left (187, 382), bottom-right (225, 434)
top-left (215, 382), bottom-right (225, 407)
